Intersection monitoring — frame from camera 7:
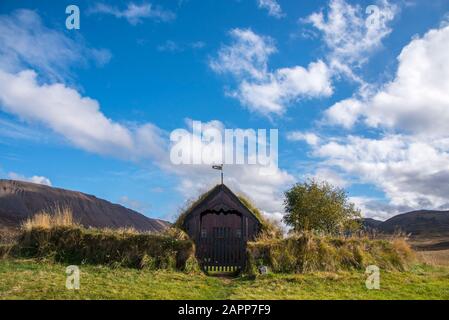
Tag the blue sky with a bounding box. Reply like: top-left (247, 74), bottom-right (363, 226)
top-left (1, 0), bottom-right (449, 222)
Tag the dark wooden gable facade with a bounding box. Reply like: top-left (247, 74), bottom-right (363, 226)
top-left (182, 184), bottom-right (261, 271)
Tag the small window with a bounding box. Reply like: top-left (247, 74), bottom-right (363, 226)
top-left (201, 229), bottom-right (207, 238)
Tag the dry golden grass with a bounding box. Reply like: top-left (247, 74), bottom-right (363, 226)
top-left (20, 209), bottom-right (152, 236)
top-left (98, 226), bottom-right (140, 235)
top-left (246, 232), bottom-right (416, 275)
top-left (392, 238), bottom-right (416, 261)
top-left (22, 207), bottom-right (78, 231)
top-left (407, 236), bottom-right (449, 267)
top-left (416, 250), bottom-right (449, 266)
top-left (0, 228), bottom-right (19, 244)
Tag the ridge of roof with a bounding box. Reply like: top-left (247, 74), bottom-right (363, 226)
top-left (175, 184), bottom-right (264, 227)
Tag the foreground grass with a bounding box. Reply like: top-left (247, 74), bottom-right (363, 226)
top-left (0, 259), bottom-right (448, 300)
top-left (230, 265), bottom-right (449, 300)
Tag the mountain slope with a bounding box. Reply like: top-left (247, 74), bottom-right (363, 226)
top-left (360, 218), bottom-right (383, 231)
top-left (379, 210), bottom-right (449, 236)
top-left (0, 179), bottom-right (170, 232)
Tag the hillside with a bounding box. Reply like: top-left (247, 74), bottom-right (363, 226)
top-left (0, 180), bottom-right (169, 232)
top-left (362, 210), bottom-right (449, 237)
top-left (361, 218), bottom-right (383, 231)
top-left (380, 210), bottom-right (449, 236)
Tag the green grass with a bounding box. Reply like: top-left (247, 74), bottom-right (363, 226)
top-left (0, 259), bottom-right (448, 300)
top-left (230, 265), bottom-right (449, 300)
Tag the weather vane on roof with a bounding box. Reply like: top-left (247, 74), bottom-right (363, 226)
top-left (212, 164), bottom-right (224, 185)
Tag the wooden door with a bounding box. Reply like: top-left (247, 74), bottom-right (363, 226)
top-left (197, 211), bottom-right (245, 272)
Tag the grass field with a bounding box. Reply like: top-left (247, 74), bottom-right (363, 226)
top-left (410, 237), bottom-right (449, 267)
top-left (0, 259), bottom-right (448, 300)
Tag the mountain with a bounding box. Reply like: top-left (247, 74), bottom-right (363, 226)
top-left (361, 210), bottom-right (449, 237)
top-left (379, 210), bottom-right (449, 236)
top-left (361, 218), bottom-right (383, 231)
top-left (0, 179), bottom-right (170, 232)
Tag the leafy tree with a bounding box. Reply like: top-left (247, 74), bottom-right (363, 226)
top-left (283, 180), bottom-right (361, 234)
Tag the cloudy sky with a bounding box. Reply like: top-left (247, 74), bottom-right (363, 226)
top-left (0, 0), bottom-right (448, 222)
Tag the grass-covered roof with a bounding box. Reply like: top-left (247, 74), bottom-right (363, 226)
top-left (174, 184), bottom-right (273, 232)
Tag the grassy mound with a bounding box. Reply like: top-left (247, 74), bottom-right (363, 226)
top-left (13, 226), bottom-right (198, 271)
top-left (246, 233), bottom-right (415, 275)
top-left (3, 208), bottom-right (199, 272)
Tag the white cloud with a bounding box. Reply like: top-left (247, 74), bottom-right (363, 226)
top-left (90, 49), bottom-right (113, 67)
top-left (257, 0), bottom-right (284, 19)
top-left (349, 196), bottom-right (399, 221)
top-left (310, 167), bottom-right (348, 188)
top-left (8, 172), bottom-right (52, 186)
top-left (0, 69), bottom-right (166, 161)
top-left (313, 135), bottom-right (449, 213)
top-left (325, 24), bottom-right (449, 136)
top-left (191, 41), bottom-right (206, 49)
top-left (324, 98), bottom-right (363, 128)
top-left (0, 9), bottom-right (111, 82)
top-left (210, 29), bottom-right (333, 115)
top-left (236, 61), bottom-right (333, 114)
top-left (363, 25), bottom-right (449, 136)
top-left (304, 0), bottom-right (397, 75)
top-left (157, 40), bottom-right (181, 52)
top-left (287, 131), bottom-right (320, 146)
top-left (210, 29), bottom-right (276, 81)
top-left (89, 2), bottom-right (175, 25)
top-left (311, 22), bottom-right (449, 219)
top-left (157, 40), bottom-right (206, 52)
top-left (0, 117), bottom-right (48, 142)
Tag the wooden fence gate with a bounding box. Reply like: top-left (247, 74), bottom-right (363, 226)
top-left (198, 226), bottom-right (245, 272)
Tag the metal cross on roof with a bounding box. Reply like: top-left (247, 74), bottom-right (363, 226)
top-left (212, 164), bottom-right (224, 185)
